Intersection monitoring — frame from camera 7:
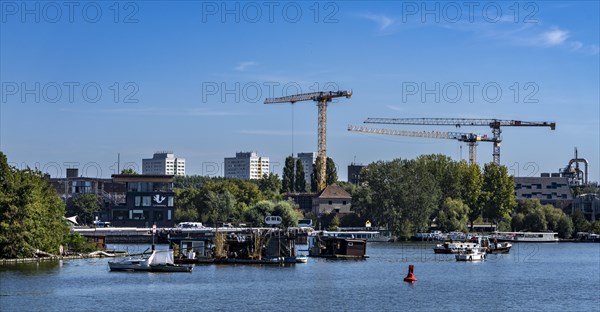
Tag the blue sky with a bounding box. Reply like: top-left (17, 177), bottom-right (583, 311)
top-left (1, 1), bottom-right (599, 181)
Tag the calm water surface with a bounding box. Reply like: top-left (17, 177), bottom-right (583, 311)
top-left (1, 243), bottom-right (599, 312)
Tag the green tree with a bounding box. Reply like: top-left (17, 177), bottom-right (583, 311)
top-left (436, 198), bottom-right (469, 233)
top-left (174, 188), bottom-right (200, 223)
top-left (556, 215), bottom-right (573, 239)
top-left (272, 200), bottom-right (302, 227)
top-left (351, 158), bottom-right (440, 238)
top-left (243, 200), bottom-right (301, 227)
top-left (174, 175), bottom-right (208, 188)
top-left (294, 159), bottom-right (306, 192)
top-left (328, 214), bottom-right (340, 231)
top-left (326, 157), bottom-right (338, 186)
top-left (0, 152), bottom-right (70, 258)
top-left (336, 181), bottom-right (357, 197)
top-left (243, 200), bottom-right (274, 226)
top-left (459, 162), bottom-right (482, 230)
top-left (480, 163), bottom-right (516, 225)
top-left (120, 168), bottom-right (137, 174)
top-left (256, 173), bottom-right (282, 200)
top-left (511, 199), bottom-right (573, 238)
top-left (310, 157), bottom-right (323, 192)
top-left (523, 208), bottom-right (547, 232)
top-left (416, 154), bottom-right (461, 204)
top-left (282, 156), bottom-right (295, 193)
top-left (590, 220), bottom-right (600, 234)
top-left (571, 210), bottom-right (590, 234)
top-left (70, 193), bottom-right (101, 225)
top-left (399, 160), bottom-right (441, 234)
top-left (202, 190), bottom-right (238, 225)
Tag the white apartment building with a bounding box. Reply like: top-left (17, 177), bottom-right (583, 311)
top-left (142, 152), bottom-right (186, 176)
top-left (297, 152), bottom-right (317, 183)
top-left (224, 152), bottom-right (269, 180)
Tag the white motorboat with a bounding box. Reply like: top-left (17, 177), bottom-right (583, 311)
top-left (434, 241), bottom-right (480, 254)
top-left (109, 250), bottom-right (192, 272)
top-left (455, 248), bottom-right (486, 261)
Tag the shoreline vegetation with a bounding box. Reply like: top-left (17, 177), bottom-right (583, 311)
top-left (2, 152), bottom-right (599, 260)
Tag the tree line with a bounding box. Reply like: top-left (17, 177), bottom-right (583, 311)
top-left (281, 156), bottom-right (337, 193)
top-left (0, 152), bottom-right (94, 259)
top-left (349, 154), bottom-right (599, 239)
top-left (173, 175), bottom-right (302, 227)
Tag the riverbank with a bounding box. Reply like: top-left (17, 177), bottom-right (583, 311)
top-left (0, 251), bottom-right (122, 265)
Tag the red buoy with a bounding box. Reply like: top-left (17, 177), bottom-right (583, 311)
top-left (403, 264), bottom-right (417, 282)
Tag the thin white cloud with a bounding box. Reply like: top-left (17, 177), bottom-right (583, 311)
top-left (570, 41), bottom-right (583, 51)
top-left (362, 14), bottom-right (394, 31)
top-left (539, 28), bottom-right (569, 46)
top-left (235, 61), bottom-right (257, 72)
top-left (386, 105), bottom-right (404, 112)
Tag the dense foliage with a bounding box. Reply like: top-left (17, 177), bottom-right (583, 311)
top-left (351, 155), bottom-right (516, 239)
top-left (0, 152), bottom-right (70, 258)
top-left (68, 193), bottom-right (101, 225)
top-left (174, 176), bottom-right (301, 226)
top-left (511, 199), bottom-right (573, 238)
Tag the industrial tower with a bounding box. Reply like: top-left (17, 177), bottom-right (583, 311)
top-left (265, 90), bottom-right (353, 192)
top-left (347, 125), bottom-right (499, 165)
top-left (364, 118), bottom-right (556, 164)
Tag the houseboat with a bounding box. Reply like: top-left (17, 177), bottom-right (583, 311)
top-left (168, 228), bottom-right (305, 264)
top-left (308, 232), bottom-right (368, 259)
top-left (493, 232), bottom-right (559, 243)
top-left (335, 227), bottom-right (395, 242)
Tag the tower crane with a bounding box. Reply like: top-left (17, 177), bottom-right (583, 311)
top-left (348, 125), bottom-right (499, 165)
top-left (364, 118), bottom-right (556, 164)
top-left (265, 90), bottom-right (353, 192)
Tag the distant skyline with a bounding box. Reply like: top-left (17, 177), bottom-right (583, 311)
top-left (1, 1), bottom-right (598, 181)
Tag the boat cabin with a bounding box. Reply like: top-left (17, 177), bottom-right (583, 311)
top-left (309, 235), bottom-right (368, 259)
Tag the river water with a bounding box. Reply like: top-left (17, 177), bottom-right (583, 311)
top-left (1, 242), bottom-right (598, 312)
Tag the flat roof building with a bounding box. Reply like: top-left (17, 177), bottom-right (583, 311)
top-left (110, 174), bottom-right (175, 227)
top-left (224, 152), bottom-right (269, 180)
top-left (297, 152), bottom-right (317, 184)
top-left (348, 163), bottom-right (366, 185)
top-left (142, 151), bottom-right (185, 176)
top-left (514, 176), bottom-right (573, 212)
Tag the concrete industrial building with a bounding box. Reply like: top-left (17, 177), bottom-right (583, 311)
top-left (348, 163), bottom-right (366, 185)
top-left (572, 193), bottom-right (600, 221)
top-left (514, 176), bottom-right (574, 212)
top-left (297, 152), bottom-right (317, 183)
top-left (224, 152), bottom-right (269, 180)
top-left (142, 152), bottom-right (185, 176)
